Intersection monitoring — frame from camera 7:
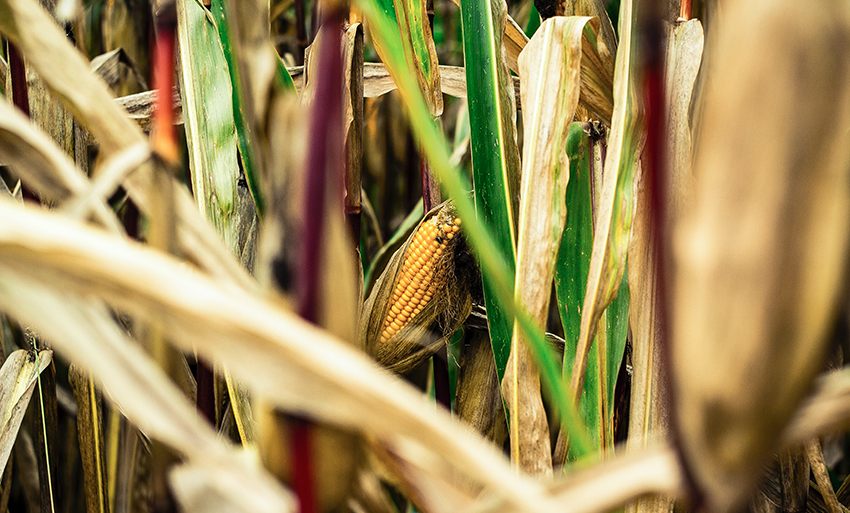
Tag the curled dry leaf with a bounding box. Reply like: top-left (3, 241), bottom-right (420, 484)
top-left (563, 0), bottom-right (617, 59)
top-left (0, 349), bottom-right (52, 478)
top-left (360, 201), bottom-right (474, 374)
top-left (507, 15), bottom-right (592, 473)
top-left (455, 327), bottom-right (509, 447)
top-left (575, 20), bottom-right (614, 126)
top-left (670, 0), bottom-right (850, 511)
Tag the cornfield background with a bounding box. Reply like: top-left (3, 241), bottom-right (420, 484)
top-left (1, 0), bottom-right (850, 512)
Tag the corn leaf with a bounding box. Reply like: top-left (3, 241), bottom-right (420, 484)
top-left (69, 366), bottom-right (109, 513)
top-left (564, 0), bottom-right (617, 57)
top-left (507, 16), bottom-right (596, 471)
top-left (372, 0), bottom-right (443, 116)
top-left (458, 0), bottom-right (521, 382)
top-left (556, 123), bottom-right (598, 459)
top-left (0, 349), bottom-right (52, 478)
top-left (176, 0), bottom-right (240, 254)
top-left (215, 0), bottom-right (297, 217)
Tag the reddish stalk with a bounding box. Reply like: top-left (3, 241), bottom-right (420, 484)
top-left (291, 8), bottom-right (346, 513)
top-left (151, 22), bottom-right (178, 166)
top-left (679, 0), bottom-right (692, 20)
top-left (149, 11), bottom-right (184, 513)
top-left (641, 1), bottom-right (700, 508)
top-left (8, 43), bottom-right (40, 203)
top-left (8, 44), bottom-right (30, 117)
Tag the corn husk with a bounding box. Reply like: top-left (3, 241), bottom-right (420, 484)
top-left (360, 200), bottom-right (473, 374)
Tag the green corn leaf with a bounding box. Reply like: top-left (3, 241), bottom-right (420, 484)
top-left (525, 5), bottom-right (540, 37)
top-left (459, 0), bottom-right (521, 382)
top-left (556, 123), bottom-right (597, 459)
top-left (604, 269), bottom-right (629, 443)
top-left (177, 0), bottom-right (240, 252)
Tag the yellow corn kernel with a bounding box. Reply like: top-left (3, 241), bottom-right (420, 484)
top-left (379, 212), bottom-right (460, 343)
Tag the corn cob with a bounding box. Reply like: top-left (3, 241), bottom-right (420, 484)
top-left (379, 213), bottom-right (462, 343)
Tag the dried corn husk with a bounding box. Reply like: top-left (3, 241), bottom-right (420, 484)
top-left (455, 327), bottom-right (508, 446)
top-left (360, 200), bottom-right (473, 374)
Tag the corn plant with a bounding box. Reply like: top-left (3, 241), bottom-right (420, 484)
top-left (1, 0), bottom-right (850, 512)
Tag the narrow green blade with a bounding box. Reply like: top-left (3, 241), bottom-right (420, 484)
top-left (556, 123), bottom-right (593, 381)
top-left (525, 5), bottom-right (540, 37)
top-left (459, 0), bottom-right (521, 381)
top-left (604, 269), bottom-right (629, 441)
top-left (570, 0), bottom-right (642, 408)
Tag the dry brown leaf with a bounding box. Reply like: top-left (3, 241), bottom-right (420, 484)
top-left (504, 15), bottom-right (528, 74)
top-left (69, 365), bottom-right (109, 513)
top-left (506, 15), bottom-right (591, 474)
top-left (0, 349), bottom-right (52, 478)
top-left (456, 327), bottom-right (509, 447)
top-left (563, 0), bottom-right (617, 56)
top-left (664, 18), bottom-right (703, 217)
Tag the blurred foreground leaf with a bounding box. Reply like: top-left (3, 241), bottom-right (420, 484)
top-left (670, 1), bottom-right (850, 511)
